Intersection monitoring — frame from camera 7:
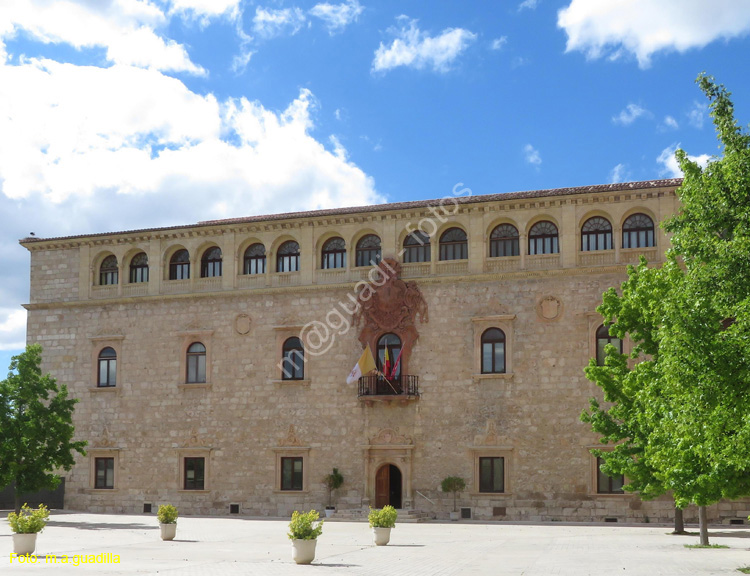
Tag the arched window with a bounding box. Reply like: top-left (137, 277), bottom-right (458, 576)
top-left (201, 247), bottom-right (222, 278)
top-left (186, 342), bottom-right (206, 383)
top-left (403, 231), bottom-right (431, 263)
top-left (281, 337), bottom-right (304, 380)
top-left (622, 213), bottom-right (655, 248)
top-left (481, 328), bottom-right (506, 374)
top-left (581, 217), bottom-right (613, 251)
top-left (356, 235), bottom-right (382, 267)
top-left (321, 237), bottom-right (346, 269)
top-left (439, 227), bottom-right (468, 261)
top-left (596, 324), bottom-right (623, 366)
top-left (129, 252), bottom-right (149, 283)
top-left (97, 347), bottom-right (117, 387)
top-left (489, 224), bottom-right (519, 257)
top-left (276, 241), bottom-right (300, 273)
top-left (528, 221), bottom-right (559, 255)
top-left (169, 249), bottom-right (190, 280)
top-left (377, 333), bottom-right (402, 380)
top-left (99, 255), bottom-right (118, 286)
top-left (243, 243), bottom-right (266, 275)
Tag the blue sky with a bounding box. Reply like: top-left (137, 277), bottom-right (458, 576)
top-left (1, 0), bottom-right (750, 372)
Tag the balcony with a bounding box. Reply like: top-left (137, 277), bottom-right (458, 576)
top-left (358, 375), bottom-right (419, 405)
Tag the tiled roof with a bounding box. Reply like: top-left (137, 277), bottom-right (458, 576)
top-left (19, 178), bottom-right (682, 244)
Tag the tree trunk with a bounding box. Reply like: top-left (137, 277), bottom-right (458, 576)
top-left (698, 505), bottom-right (709, 546)
top-left (14, 488), bottom-right (21, 515)
top-left (673, 506), bottom-right (685, 534)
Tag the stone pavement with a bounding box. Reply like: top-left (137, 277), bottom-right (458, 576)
top-left (2, 511), bottom-right (750, 575)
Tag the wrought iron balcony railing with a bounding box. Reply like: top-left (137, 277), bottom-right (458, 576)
top-left (357, 374), bottom-right (419, 398)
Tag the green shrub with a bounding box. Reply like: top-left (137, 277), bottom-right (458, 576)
top-left (323, 468), bottom-right (344, 507)
top-left (288, 510), bottom-right (324, 540)
top-left (368, 505), bottom-right (397, 528)
top-left (7, 503), bottom-right (50, 534)
top-left (157, 504), bottom-right (178, 524)
top-left (441, 476), bottom-right (467, 512)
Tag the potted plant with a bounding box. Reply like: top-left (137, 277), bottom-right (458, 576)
top-left (288, 510), bottom-right (324, 564)
top-left (157, 504), bottom-right (178, 541)
top-left (323, 467), bottom-right (344, 517)
top-left (7, 503), bottom-right (50, 555)
top-left (368, 505), bottom-right (397, 546)
top-left (441, 476), bottom-right (467, 521)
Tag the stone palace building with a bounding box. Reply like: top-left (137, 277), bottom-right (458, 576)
top-left (19, 178), bottom-right (750, 523)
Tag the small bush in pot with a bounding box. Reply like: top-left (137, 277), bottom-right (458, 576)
top-left (8, 503), bottom-right (50, 555)
top-left (288, 510), bottom-right (324, 564)
top-left (441, 476), bottom-right (467, 519)
top-left (157, 504), bottom-right (178, 541)
top-left (323, 468), bottom-right (344, 516)
top-left (368, 505), bottom-right (397, 546)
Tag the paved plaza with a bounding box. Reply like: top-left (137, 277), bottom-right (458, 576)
top-left (2, 511), bottom-right (750, 575)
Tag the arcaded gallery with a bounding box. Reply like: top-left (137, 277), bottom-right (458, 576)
top-left (20, 178), bottom-right (750, 522)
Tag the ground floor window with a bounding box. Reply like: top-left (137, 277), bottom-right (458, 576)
top-left (281, 457), bottom-right (303, 491)
top-left (596, 457), bottom-right (624, 494)
top-left (95, 457), bottom-right (115, 489)
top-left (479, 457), bottom-right (505, 493)
top-left (184, 457), bottom-right (205, 490)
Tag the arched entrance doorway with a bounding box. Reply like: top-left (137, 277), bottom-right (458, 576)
top-left (375, 464), bottom-right (403, 508)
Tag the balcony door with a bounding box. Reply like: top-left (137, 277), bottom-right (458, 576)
top-left (377, 333), bottom-right (402, 380)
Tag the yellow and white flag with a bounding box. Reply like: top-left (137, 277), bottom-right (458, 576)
top-left (346, 345), bottom-right (377, 384)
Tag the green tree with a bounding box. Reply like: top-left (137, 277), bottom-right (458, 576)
top-left (0, 344), bottom-right (87, 513)
top-left (583, 74), bottom-right (750, 545)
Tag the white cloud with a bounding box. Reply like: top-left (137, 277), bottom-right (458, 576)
top-left (490, 37), bottom-right (508, 50)
top-left (610, 163), bottom-right (628, 183)
top-left (253, 6), bottom-right (306, 39)
top-left (688, 101), bottom-right (707, 129)
top-left (519, 0), bottom-right (540, 11)
top-left (310, 0), bottom-right (364, 34)
top-left (558, 0), bottom-right (750, 68)
top-left (524, 144), bottom-right (542, 166)
top-left (661, 115), bottom-right (679, 130)
top-left (372, 16), bottom-right (477, 74)
top-left (0, 309), bottom-right (26, 351)
top-left (612, 103), bottom-right (647, 126)
top-left (0, 0), bottom-right (204, 74)
top-left (169, 0), bottom-right (241, 19)
top-left (657, 143), bottom-right (711, 178)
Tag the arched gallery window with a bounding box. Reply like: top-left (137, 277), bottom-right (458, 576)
top-left (489, 224), bottom-right (519, 257)
top-left (528, 221), bottom-right (559, 255)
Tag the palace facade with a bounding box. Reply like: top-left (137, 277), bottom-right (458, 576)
top-left (20, 178), bottom-right (750, 523)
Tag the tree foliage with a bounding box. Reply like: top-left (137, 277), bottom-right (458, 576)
top-left (0, 344), bottom-right (87, 512)
top-left (583, 74), bottom-right (750, 542)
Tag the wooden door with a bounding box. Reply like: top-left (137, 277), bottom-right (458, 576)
top-left (375, 465), bottom-right (390, 508)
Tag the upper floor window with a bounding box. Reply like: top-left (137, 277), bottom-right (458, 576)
top-left (281, 337), bottom-right (304, 380)
top-left (129, 252), bottom-right (149, 283)
top-left (581, 217), bottom-right (613, 251)
top-left (489, 224), bottom-right (519, 257)
top-left (596, 324), bottom-right (623, 366)
top-left (481, 328), bottom-right (506, 374)
top-left (97, 347), bottom-right (117, 387)
top-left (356, 235), bottom-right (382, 267)
top-left (99, 255), bottom-right (118, 286)
top-left (439, 227), bottom-right (468, 261)
top-left (169, 249), bottom-right (190, 280)
top-left (277, 241), bottom-right (300, 273)
top-left (321, 237), bottom-right (346, 269)
top-left (201, 247), bottom-right (222, 278)
top-left (403, 231), bottom-right (431, 263)
top-left (622, 213), bottom-right (655, 249)
top-left (186, 342), bottom-right (206, 383)
top-left (243, 243), bottom-right (266, 275)
top-left (528, 221), bottom-right (559, 255)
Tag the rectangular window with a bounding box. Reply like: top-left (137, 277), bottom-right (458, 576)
top-left (479, 457), bottom-right (504, 493)
top-left (597, 457), bottom-right (624, 494)
top-left (95, 457), bottom-right (115, 489)
top-left (184, 457), bottom-right (205, 490)
top-left (281, 457), bottom-right (303, 491)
